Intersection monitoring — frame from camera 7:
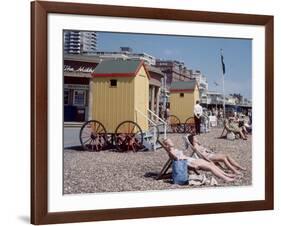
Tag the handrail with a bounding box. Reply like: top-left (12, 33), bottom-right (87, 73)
top-left (135, 108), bottom-right (158, 151)
top-left (147, 109), bottom-right (167, 125)
top-left (147, 109), bottom-right (167, 139)
top-left (135, 108), bottom-right (156, 126)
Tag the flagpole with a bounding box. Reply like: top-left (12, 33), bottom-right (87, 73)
top-left (222, 70), bottom-right (225, 118)
top-left (220, 49), bottom-right (226, 118)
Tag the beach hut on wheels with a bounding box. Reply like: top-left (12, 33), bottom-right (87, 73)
top-left (91, 59), bottom-right (150, 132)
top-left (168, 80), bottom-right (199, 132)
top-left (79, 59), bottom-right (153, 152)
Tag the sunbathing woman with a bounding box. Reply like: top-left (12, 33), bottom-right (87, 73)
top-left (187, 134), bottom-right (246, 175)
top-left (163, 139), bottom-right (236, 183)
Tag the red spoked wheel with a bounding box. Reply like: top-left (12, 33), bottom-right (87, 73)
top-left (185, 117), bottom-right (196, 134)
top-left (79, 120), bottom-right (108, 151)
top-left (167, 115), bottom-right (182, 133)
top-left (114, 121), bottom-right (143, 152)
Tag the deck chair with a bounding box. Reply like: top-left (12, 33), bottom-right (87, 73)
top-left (182, 134), bottom-right (211, 162)
top-left (183, 134), bottom-right (225, 169)
top-left (156, 139), bottom-right (199, 180)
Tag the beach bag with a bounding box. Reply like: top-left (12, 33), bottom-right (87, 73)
top-left (172, 159), bottom-right (188, 185)
top-left (226, 132), bottom-right (235, 140)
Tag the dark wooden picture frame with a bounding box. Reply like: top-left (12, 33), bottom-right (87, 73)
top-left (31, 1), bottom-right (274, 224)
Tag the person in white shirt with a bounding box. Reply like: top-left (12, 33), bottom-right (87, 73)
top-left (194, 100), bottom-right (203, 134)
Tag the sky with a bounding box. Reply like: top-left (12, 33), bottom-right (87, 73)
top-left (96, 31), bottom-right (252, 100)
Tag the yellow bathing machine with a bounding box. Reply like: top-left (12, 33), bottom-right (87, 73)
top-left (167, 80), bottom-right (200, 133)
top-left (79, 59), bottom-right (166, 152)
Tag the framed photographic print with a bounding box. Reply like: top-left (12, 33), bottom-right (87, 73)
top-left (31, 1), bottom-right (274, 225)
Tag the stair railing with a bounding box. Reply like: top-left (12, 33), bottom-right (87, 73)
top-left (135, 108), bottom-right (157, 151)
top-left (147, 109), bottom-right (167, 139)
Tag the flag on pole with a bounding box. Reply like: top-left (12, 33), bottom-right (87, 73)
top-left (220, 49), bottom-right (226, 75)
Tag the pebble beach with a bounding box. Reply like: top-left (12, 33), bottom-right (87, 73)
top-left (64, 128), bottom-right (252, 194)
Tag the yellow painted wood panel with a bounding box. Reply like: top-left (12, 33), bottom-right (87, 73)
top-left (170, 92), bottom-right (195, 123)
top-left (193, 86), bottom-right (200, 107)
top-left (92, 77), bottom-right (135, 133)
top-left (134, 66), bottom-right (149, 131)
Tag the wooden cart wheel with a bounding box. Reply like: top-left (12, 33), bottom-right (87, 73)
top-left (79, 120), bottom-right (108, 151)
top-left (167, 115), bottom-right (182, 133)
top-left (184, 117), bottom-right (196, 134)
top-left (114, 121), bottom-right (143, 152)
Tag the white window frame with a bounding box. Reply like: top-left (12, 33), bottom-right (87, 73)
top-left (73, 89), bottom-right (86, 106)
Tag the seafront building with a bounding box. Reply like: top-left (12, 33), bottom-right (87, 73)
top-left (89, 47), bottom-right (156, 65)
top-left (154, 60), bottom-right (191, 87)
top-left (64, 31), bottom-right (97, 55)
top-left (189, 70), bottom-right (208, 100)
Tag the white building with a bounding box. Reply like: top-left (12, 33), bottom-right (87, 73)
top-left (89, 47), bottom-right (156, 65)
top-left (225, 95), bottom-right (238, 105)
top-left (64, 31), bottom-right (97, 54)
top-left (202, 91), bottom-right (224, 105)
top-left (190, 70), bottom-right (208, 99)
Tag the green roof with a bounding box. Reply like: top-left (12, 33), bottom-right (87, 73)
top-left (93, 59), bottom-right (143, 75)
top-left (170, 80), bottom-right (197, 90)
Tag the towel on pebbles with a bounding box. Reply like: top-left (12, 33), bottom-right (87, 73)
top-left (188, 174), bottom-right (219, 186)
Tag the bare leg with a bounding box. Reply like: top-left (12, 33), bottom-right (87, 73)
top-left (209, 160), bottom-right (236, 177)
top-left (204, 164), bottom-right (235, 182)
top-left (221, 169), bottom-right (236, 177)
top-left (191, 159), bottom-right (235, 182)
top-left (209, 155), bottom-right (240, 174)
top-left (239, 131), bottom-right (246, 140)
top-left (242, 126), bottom-right (248, 134)
top-left (227, 156), bottom-right (246, 171)
top-left (223, 158), bottom-right (241, 174)
top-left (242, 127), bottom-right (248, 138)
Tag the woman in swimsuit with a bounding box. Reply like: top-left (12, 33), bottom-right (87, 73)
top-left (163, 139), bottom-right (236, 183)
top-left (187, 134), bottom-right (246, 175)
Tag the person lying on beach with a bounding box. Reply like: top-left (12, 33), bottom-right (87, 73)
top-left (187, 134), bottom-right (246, 175)
top-left (163, 139), bottom-right (236, 183)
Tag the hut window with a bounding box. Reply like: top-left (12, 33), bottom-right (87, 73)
top-left (110, 79), bottom-right (117, 87)
top-left (180, 93), bottom-right (184, 97)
